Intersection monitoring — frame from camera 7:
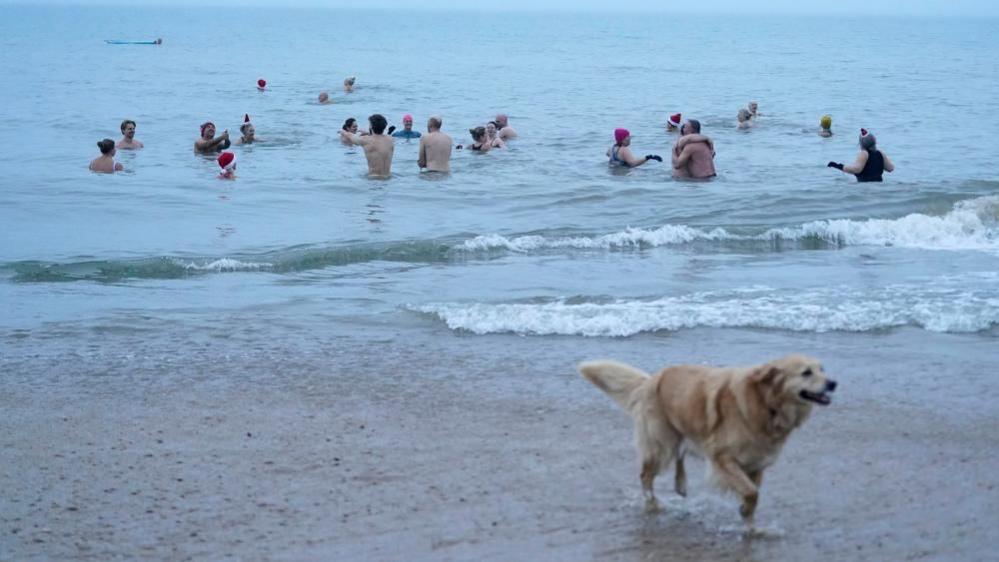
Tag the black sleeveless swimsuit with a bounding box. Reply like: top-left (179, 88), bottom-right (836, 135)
top-left (855, 149), bottom-right (884, 182)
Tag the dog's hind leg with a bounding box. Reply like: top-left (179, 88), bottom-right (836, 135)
top-left (673, 453), bottom-right (687, 498)
top-left (640, 456), bottom-right (661, 512)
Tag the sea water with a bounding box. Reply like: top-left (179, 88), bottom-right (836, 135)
top-left (1, 6), bottom-right (998, 356)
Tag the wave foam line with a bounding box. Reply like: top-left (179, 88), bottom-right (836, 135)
top-left (171, 258), bottom-right (273, 272)
top-left (412, 285), bottom-right (999, 336)
top-left (456, 196), bottom-right (999, 253)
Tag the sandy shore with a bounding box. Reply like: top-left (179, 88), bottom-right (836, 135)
top-left (2, 326), bottom-right (998, 561)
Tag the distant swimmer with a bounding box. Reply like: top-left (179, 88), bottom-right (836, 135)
top-left (737, 108), bottom-right (754, 130)
top-left (666, 113), bottom-right (682, 133)
top-left (117, 119), bottom-right (143, 150)
top-left (748, 101), bottom-right (759, 118)
top-left (236, 114), bottom-right (260, 144)
top-left (485, 121), bottom-right (506, 149)
top-left (606, 128), bottom-right (662, 168)
top-left (257, 78), bottom-right (267, 91)
top-left (391, 115), bottom-right (422, 139)
top-left (89, 138), bottom-right (124, 173)
top-left (827, 128), bottom-right (895, 182)
top-left (340, 114), bottom-right (394, 178)
top-left (217, 151), bottom-right (237, 180)
top-left (418, 116), bottom-right (453, 173)
top-left (464, 126), bottom-right (492, 153)
top-left (672, 119), bottom-right (716, 179)
top-left (195, 122), bottom-right (230, 154)
top-left (495, 114), bottom-right (517, 140)
top-left (344, 76), bottom-right (356, 93)
top-left (818, 115), bottom-right (833, 137)
top-left (318, 91), bottom-right (333, 104)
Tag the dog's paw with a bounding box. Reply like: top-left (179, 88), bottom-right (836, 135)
top-left (643, 498), bottom-right (663, 514)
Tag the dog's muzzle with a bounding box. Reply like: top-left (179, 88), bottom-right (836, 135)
top-left (800, 380), bottom-right (836, 406)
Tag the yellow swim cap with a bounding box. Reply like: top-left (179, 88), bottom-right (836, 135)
top-left (820, 115), bottom-right (832, 129)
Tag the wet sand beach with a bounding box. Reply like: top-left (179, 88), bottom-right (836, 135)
top-left (3, 326), bottom-right (998, 561)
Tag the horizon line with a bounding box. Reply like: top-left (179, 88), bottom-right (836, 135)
top-left (2, 1), bottom-right (998, 18)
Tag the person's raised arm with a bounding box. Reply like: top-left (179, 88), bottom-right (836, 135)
top-left (842, 150), bottom-right (869, 174)
top-left (882, 152), bottom-right (895, 173)
top-left (341, 131), bottom-right (365, 146)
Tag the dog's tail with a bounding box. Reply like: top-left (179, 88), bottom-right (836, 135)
top-left (578, 360), bottom-right (650, 410)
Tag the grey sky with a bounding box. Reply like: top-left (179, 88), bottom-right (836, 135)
top-left (4, 0), bottom-right (999, 16)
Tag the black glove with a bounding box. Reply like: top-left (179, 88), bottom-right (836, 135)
top-left (827, 161), bottom-right (844, 170)
top-left (455, 144), bottom-right (463, 150)
top-left (387, 126), bottom-right (396, 135)
top-left (645, 154), bottom-right (663, 162)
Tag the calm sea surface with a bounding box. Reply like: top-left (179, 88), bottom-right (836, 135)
top-left (1, 7), bottom-right (998, 353)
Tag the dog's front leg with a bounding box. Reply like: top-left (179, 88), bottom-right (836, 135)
top-left (712, 456), bottom-right (759, 527)
top-left (674, 455), bottom-right (687, 497)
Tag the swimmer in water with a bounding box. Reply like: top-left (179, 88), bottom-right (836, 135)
top-left (495, 114), bottom-right (517, 140)
top-left (257, 79), bottom-right (267, 91)
top-left (318, 91), bottom-right (333, 104)
top-left (827, 128), bottom-right (895, 182)
top-left (343, 76), bottom-right (356, 93)
top-left (391, 114), bottom-right (422, 139)
top-left (217, 151), bottom-right (237, 179)
top-left (672, 119), bottom-right (716, 179)
top-left (89, 138), bottom-right (124, 173)
top-left (485, 121), bottom-right (506, 149)
top-left (666, 113), bottom-right (682, 133)
top-left (340, 113), bottom-right (395, 178)
top-left (236, 114), bottom-right (261, 145)
top-left (606, 128), bottom-right (661, 168)
top-left (195, 122), bottom-right (230, 154)
top-left (748, 101), bottom-right (759, 118)
top-left (465, 126), bottom-right (492, 153)
top-left (117, 119), bottom-right (143, 150)
top-left (418, 116), bottom-right (453, 173)
top-left (819, 115), bottom-right (833, 137)
top-left (737, 108), bottom-right (754, 130)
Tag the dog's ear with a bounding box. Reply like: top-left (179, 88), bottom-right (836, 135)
top-left (751, 365), bottom-right (780, 387)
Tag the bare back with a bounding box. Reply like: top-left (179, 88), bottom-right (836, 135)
top-left (419, 131), bottom-right (453, 172)
top-left (358, 134), bottom-right (395, 177)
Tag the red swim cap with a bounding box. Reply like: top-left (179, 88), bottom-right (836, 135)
top-left (217, 151), bottom-right (236, 170)
top-left (257, 78), bottom-right (266, 89)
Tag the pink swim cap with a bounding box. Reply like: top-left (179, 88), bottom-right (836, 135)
top-left (614, 128), bottom-right (630, 144)
top-left (403, 114), bottom-right (413, 122)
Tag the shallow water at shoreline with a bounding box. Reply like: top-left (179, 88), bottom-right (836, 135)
top-left (3, 326), bottom-right (998, 561)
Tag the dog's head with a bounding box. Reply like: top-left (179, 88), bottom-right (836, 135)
top-left (753, 354), bottom-right (837, 410)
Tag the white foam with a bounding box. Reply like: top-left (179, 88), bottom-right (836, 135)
top-left (455, 196), bottom-right (999, 254)
top-left (411, 281), bottom-right (999, 336)
top-left (173, 258), bottom-right (273, 272)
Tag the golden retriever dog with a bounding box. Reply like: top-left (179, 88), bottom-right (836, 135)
top-left (579, 354), bottom-right (836, 526)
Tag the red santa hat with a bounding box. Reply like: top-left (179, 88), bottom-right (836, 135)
top-left (257, 78), bottom-right (267, 90)
top-left (244, 114), bottom-right (251, 125)
top-left (860, 128), bottom-right (870, 138)
top-left (668, 113), bottom-right (682, 128)
top-left (217, 151), bottom-right (236, 171)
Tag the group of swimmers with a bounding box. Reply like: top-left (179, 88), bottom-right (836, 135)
top-left (608, 101), bottom-right (894, 182)
top-left (90, 89), bottom-right (893, 183)
top-left (331, 113), bottom-right (518, 177)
